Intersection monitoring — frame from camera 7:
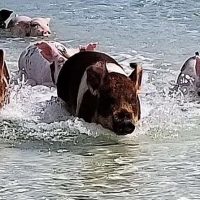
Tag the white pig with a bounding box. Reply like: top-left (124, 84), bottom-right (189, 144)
top-left (7, 16), bottom-right (51, 37)
top-left (17, 41), bottom-right (98, 87)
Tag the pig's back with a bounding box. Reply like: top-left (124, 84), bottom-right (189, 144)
top-left (7, 16), bottom-right (31, 28)
top-left (57, 51), bottom-right (119, 114)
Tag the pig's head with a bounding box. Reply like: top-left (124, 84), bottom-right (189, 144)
top-left (86, 61), bottom-right (142, 135)
top-left (35, 41), bottom-right (68, 84)
top-left (0, 49), bottom-right (10, 108)
top-left (30, 18), bottom-right (51, 37)
top-left (176, 52), bottom-right (200, 96)
top-left (11, 17), bottom-right (51, 37)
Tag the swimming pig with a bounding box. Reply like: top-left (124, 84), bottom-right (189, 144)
top-left (0, 49), bottom-right (10, 109)
top-left (7, 16), bottom-right (51, 37)
top-left (175, 52), bottom-right (200, 96)
top-left (57, 51), bottom-right (143, 135)
top-left (18, 41), bottom-right (98, 86)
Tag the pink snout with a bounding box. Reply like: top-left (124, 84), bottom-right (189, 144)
top-left (41, 30), bottom-right (51, 36)
top-left (31, 24), bottom-right (51, 37)
top-left (35, 29), bottom-right (51, 37)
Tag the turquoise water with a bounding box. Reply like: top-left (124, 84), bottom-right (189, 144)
top-left (0, 0), bottom-right (200, 199)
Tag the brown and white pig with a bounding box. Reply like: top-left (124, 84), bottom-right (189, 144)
top-left (7, 16), bottom-right (51, 37)
top-left (18, 41), bottom-right (97, 87)
top-left (57, 51), bottom-right (143, 135)
top-left (0, 49), bottom-right (10, 109)
top-left (175, 52), bottom-right (200, 96)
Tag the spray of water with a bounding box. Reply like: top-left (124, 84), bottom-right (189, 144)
top-left (0, 52), bottom-right (199, 144)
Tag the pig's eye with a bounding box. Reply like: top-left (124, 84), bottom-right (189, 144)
top-left (30, 23), bottom-right (39, 28)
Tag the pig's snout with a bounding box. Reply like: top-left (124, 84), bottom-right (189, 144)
top-left (42, 30), bottom-right (51, 36)
top-left (113, 111), bottom-right (135, 135)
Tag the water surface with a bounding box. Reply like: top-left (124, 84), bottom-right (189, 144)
top-left (0, 0), bottom-right (200, 199)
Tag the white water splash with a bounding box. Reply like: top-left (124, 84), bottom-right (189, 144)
top-left (0, 52), bottom-right (199, 143)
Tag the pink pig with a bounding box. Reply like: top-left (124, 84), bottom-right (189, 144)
top-left (8, 16), bottom-right (51, 37)
top-left (17, 41), bottom-right (98, 87)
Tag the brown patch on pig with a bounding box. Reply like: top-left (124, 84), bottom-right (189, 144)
top-left (0, 50), bottom-right (10, 109)
top-left (195, 56), bottom-right (200, 77)
top-left (10, 21), bottom-right (31, 37)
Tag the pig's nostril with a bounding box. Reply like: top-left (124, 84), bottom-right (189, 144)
top-left (41, 31), bottom-right (51, 36)
top-left (43, 31), bottom-right (51, 35)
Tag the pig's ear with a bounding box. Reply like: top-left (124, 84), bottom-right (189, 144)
top-left (0, 49), bottom-right (5, 80)
top-left (86, 61), bottom-right (107, 95)
top-left (35, 42), bottom-right (54, 62)
top-left (129, 63), bottom-right (143, 92)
